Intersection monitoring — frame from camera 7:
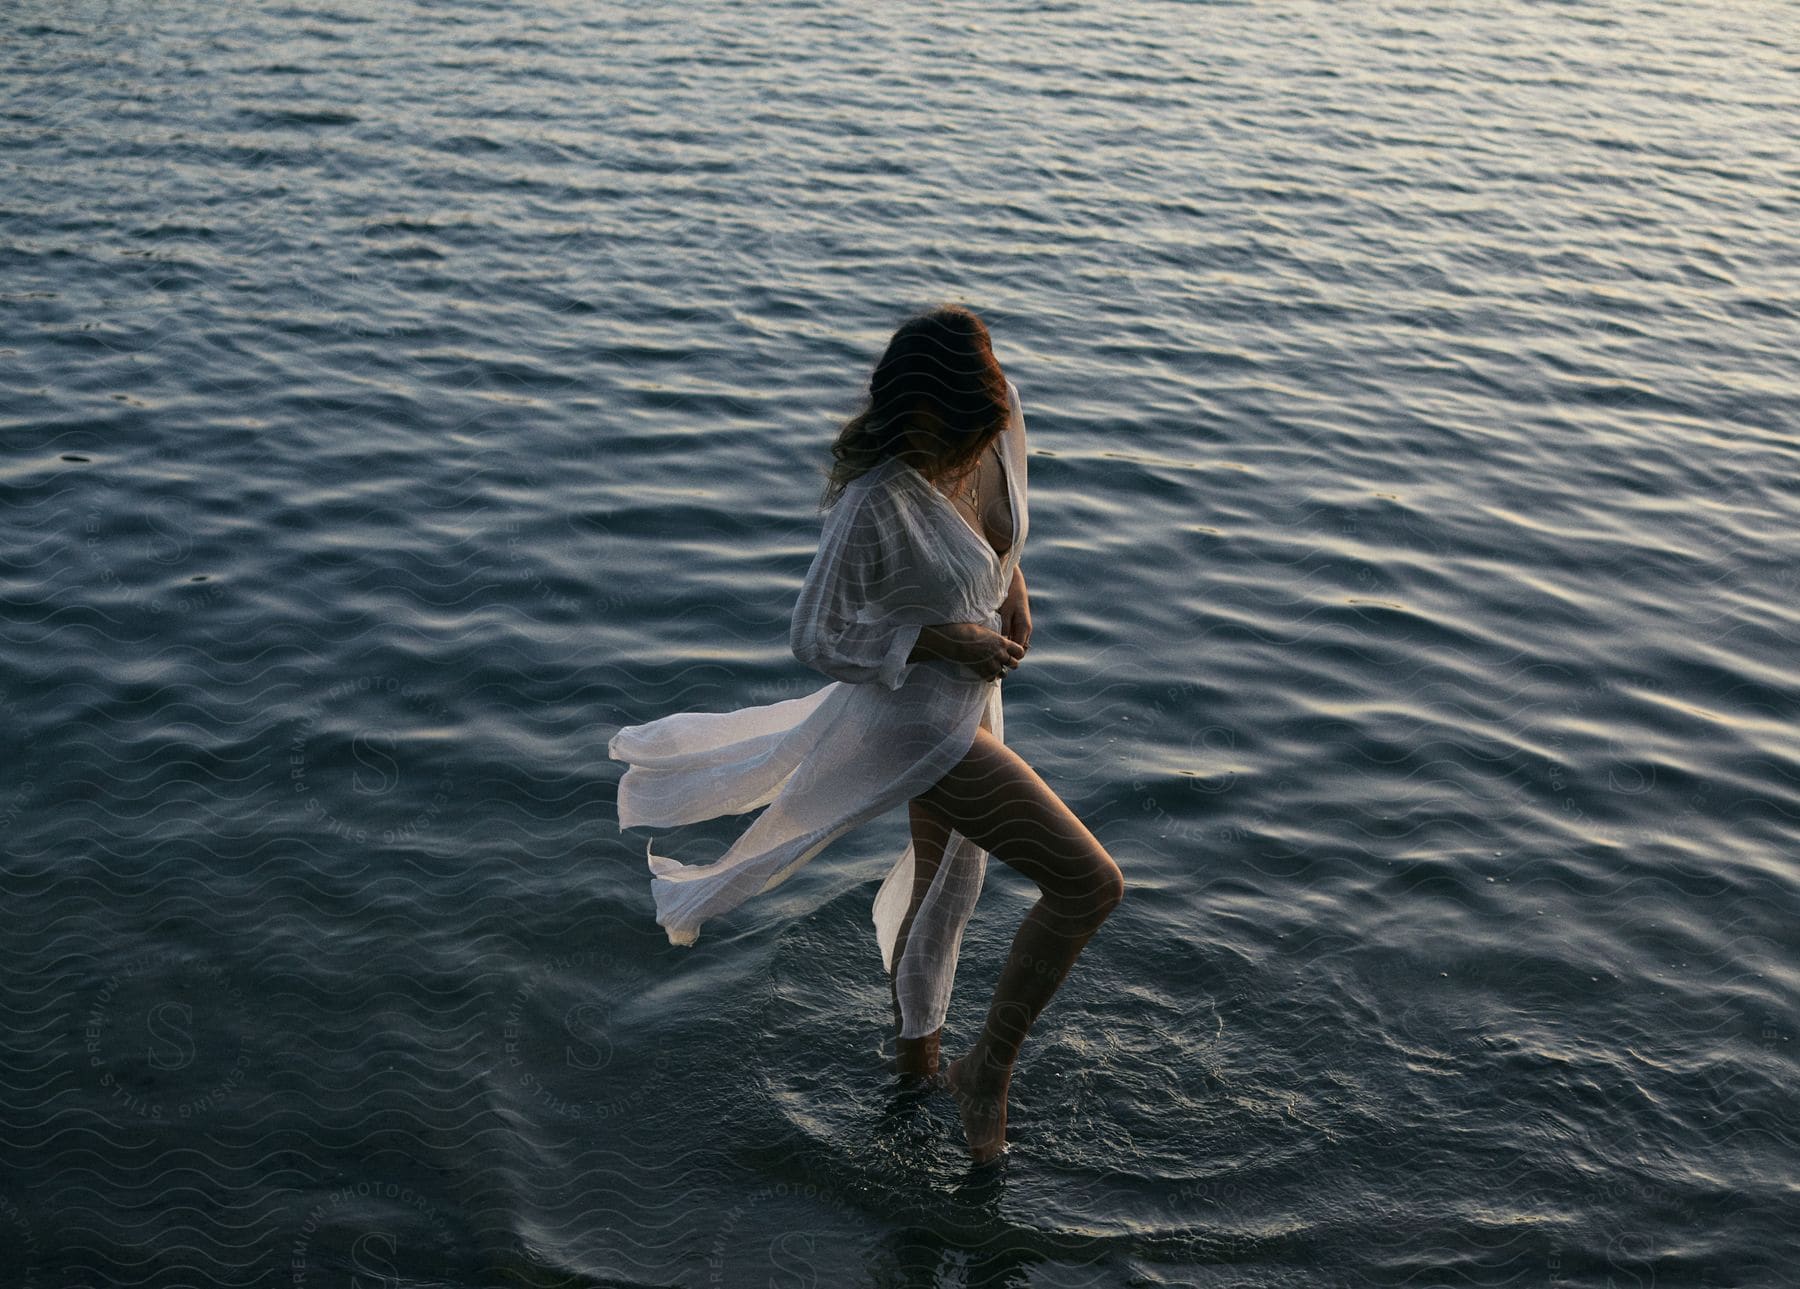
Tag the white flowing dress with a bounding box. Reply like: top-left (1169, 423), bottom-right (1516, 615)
top-left (608, 378), bottom-right (1030, 1041)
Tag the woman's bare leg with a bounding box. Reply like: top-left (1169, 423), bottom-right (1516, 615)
top-left (914, 725), bottom-right (1125, 1163)
top-left (891, 798), bottom-right (951, 1078)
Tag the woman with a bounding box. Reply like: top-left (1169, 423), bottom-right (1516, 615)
top-left (609, 304), bottom-right (1124, 1164)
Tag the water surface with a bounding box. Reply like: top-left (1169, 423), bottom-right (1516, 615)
top-left (2, 1), bottom-right (1796, 1285)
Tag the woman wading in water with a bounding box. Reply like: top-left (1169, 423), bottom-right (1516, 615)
top-left (611, 303), bottom-right (1123, 1163)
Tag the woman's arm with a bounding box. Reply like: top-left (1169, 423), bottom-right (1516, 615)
top-left (999, 564), bottom-right (1031, 653)
top-left (907, 624), bottom-right (947, 664)
top-left (909, 621), bottom-right (1025, 680)
top-left (790, 488), bottom-right (924, 690)
top-left (910, 565), bottom-right (1030, 669)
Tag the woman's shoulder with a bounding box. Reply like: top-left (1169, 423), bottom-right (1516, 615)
top-left (1002, 378), bottom-right (1025, 453)
top-left (829, 457), bottom-right (912, 521)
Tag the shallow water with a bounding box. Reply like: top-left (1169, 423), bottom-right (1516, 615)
top-left (2, 0), bottom-right (1796, 1285)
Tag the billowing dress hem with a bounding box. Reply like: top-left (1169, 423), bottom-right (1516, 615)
top-left (610, 645), bottom-right (1003, 1040)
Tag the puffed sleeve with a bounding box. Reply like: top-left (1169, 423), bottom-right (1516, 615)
top-left (789, 479), bottom-right (925, 691)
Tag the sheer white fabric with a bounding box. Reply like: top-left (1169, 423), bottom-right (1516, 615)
top-left (609, 379), bottom-right (1029, 1041)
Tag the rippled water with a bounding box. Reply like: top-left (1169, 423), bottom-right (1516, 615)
top-left (3, 1), bottom-right (1796, 1285)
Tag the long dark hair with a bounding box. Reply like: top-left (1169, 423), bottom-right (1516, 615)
top-left (817, 303), bottom-right (1010, 511)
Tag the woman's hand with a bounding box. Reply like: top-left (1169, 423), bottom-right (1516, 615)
top-left (922, 622), bottom-right (1025, 682)
top-left (999, 566), bottom-right (1032, 654)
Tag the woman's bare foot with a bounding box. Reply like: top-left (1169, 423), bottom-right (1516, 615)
top-left (944, 1050), bottom-right (1010, 1164)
